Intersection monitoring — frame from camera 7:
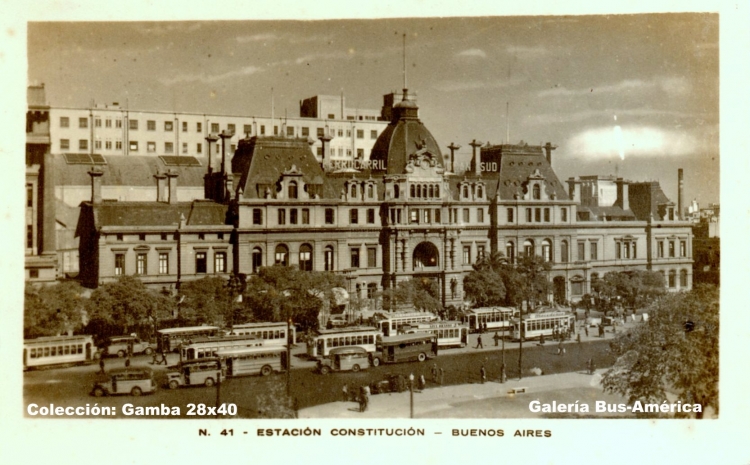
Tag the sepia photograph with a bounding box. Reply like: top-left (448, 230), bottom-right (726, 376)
top-left (3, 1), bottom-right (748, 464)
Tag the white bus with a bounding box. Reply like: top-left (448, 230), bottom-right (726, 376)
top-left (156, 326), bottom-right (220, 353)
top-left (228, 322), bottom-right (296, 347)
top-left (402, 321), bottom-right (469, 349)
top-left (462, 307), bottom-right (516, 333)
top-left (218, 347), bottom-right (287, 377)
top-left (180, 335), bottom-right (263, 361)
top-left (511, 311), bottom-right (577, 341)
top-left (166, 358), bottom-right (224, 389)
top-left (307, 327), bottom-right (382, 358)
top-left (24, 335), bottom-right (96, 369)
top-left (373, 311), bottom-right (437, 337)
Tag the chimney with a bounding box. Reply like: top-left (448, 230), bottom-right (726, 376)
top-left (319, 132), bottom-right (332, 170)
top-left (166, 170), bottom-right (179, 205)
top-left (88, 167), bottom-right (103, 204)
top-left (567, 177), bottom-right (581, 203)
top-left (678, 168), bottom-right (684, 220)
top-left (544, 142), bottom-right (557, 165)
top-left (469, 139), bottom-right (483, 175)
top-left (154, 172), bottom-right (167, 202)
top-left (616, 178), bottom-right (629, 211)
top-left (447, 143), bottom-right (461, 173)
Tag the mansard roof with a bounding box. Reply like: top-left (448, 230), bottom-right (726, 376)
top-left (53, 155), bottom-right (207, 187)
top-left (79, 200), bottom-right (228, 232)
top-left (480, 143), bottom-right (569, 201)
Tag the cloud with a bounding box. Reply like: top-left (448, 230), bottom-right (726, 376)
top-left (527, 108), bottom-right (699, 126)
top-left (538, 77), bottom-right (692, 98)
top-left (566, 125), bottom-right (706, 160)
top-left (236, 33), bottom-right (279, 43)
top-left (506, 45), bottom-right (549, 57)
top-left (456, 48), bottom-right (486, 58)
top-left (159, 65), bottom-right (263, 85)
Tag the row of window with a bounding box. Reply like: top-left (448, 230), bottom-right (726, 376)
top-left (250, 244), bottom-right (376, 273)
top-left (113, 233), bottom-right (224, 242)
top-left (664, 269), bottom-right (690, 288)
top-left (28, 344), bottom-right (84, 359)
top-left (348, 183), bottom-right (377, 199)
top-left (114, 251), bottom-right (227, 276)
top-left (59, 116), bottom-right (380, 140)
top-left (657, 240), bottom-right (688, 258)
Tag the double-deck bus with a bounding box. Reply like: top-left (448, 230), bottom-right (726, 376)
top-left (228, 322), bottom-right (296, 347)
top-left (156, 326), bottom-right (220, 353)
top-left (462, 307), bottom-right (516, 333)
top-left (402, 321), bottom-right (468, 349)
top-left (373, 311), bottom-right (437, 337)
top-left (370, 333), bottom-right (438, 366)
top-left (511, 311), bottom-right (576, 341)
top-left (24, 335), bottom-right (96, 369)
top-left (180, 335), bottom-right (262, 361)
top-left (218, 347), bottom-right (287, 377)
top-left (307, 327), bottom-right (381, 358)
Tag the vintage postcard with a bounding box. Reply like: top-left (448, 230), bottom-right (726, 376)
top-left (2, 1), bottom-right (747, 464)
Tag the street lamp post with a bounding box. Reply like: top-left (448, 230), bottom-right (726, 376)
top-left (409, 373), bottom-right (415, 419)
top-left (286, 315), bottom-right (292, 398)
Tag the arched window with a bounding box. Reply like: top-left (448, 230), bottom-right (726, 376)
top-left (299, 244), bottom-right (313, 271)
top-left (324, 246), bottom-right (335, 271)
top-left (428, 185), bottom-right (434, 198)
top-left (463, 185), bottom-right (469, 198)
top-left (351, 184), bottom-right (357, 199)
top-left (524, 239), bottom-right (535, 257)
top-left (288, 181), bottom-right (298, 199)
top-left (274, 244), bottom-right (288, 266)
top-left (413, 242), bottom-right (440, 269)
top-left (533, 184), bottom-right (541, 200)
top-left (560, 240), bottom-right (569, 263)
top-left (394, 185), bottom-right (400, 199)
top-left (435, 185), bottom-right (440, 197)
top-left (251, 247), bottom-right (263, 273)
top-left (680, 269), bottom-right (688, 287)
top-left (668, 269), bottom-right (677, 288)
top-left (417, 185), bottom-right (422, 198)
top-left (367, 184), bottom-right (374, 199)
top-left (506, 241), bottom-right (516, 264)
top-left (542, 239), bottom-right (552, 262)
top-left (477, 185), bottom-right (483, 198)
top-left (410, 185), bottom-right (415, 198)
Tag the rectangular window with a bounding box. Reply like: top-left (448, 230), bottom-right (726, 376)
top-left (228, 124), bottom-right (236, 134)
top-left (94, 117), bottom-right (101, 127)
top-left (165, 142), bottom-right (173, 154)
top-left (577, 242), bottom-right (585, 261)
top-left (27, 225), bottom-right (33, 249)
top-left (423, 209), bottom-right (431, 224)
top-left (371, 130), bottom-right (378, 139)
top-left (658, 241), bottom-right (665, 258)
top-left (526, 208), bottom-right (532, 222)
top-left (116, 119), bottom-right (122, 128)
top-left (535, 208), bottom-right (541, 222)
top-left (60, 139), bottom-right (69, 150)
top-left (182, 121), bottom-right (188, 132)
top-left (367, 208), bottom-right (375, 224)
top-left (244, 124), bottom-right (252, 135)
top-left (274, 126), bottom-right (278, 135)
top-left (357, 148), bottom-right (364, 159)
top-left (410, 209), bottom-right (419, 224)
top-left (214, 252), bottom-right (226, 273)
top-left (435, 209), bottom-right (441, 223)
top-left (252, 208), bottom-right (262, 225)
top-left (196, 143), bottom-right (202, 154)
top-left (680, 241), bottom-right (686, 257)
top-left (164, 121), bottom-right (173, 132)
top-left (105, 140), bottom-right (112, 150)
top-left (147, 120), bottom-right (156, 131)
top-left (356, 129), bottom-right (364, 139)
top-left (182, 142), bottom-right (188, 154)
top-left (463, 246), bottom-right (471, 265)
top-left (290, 209), bottom-right (298, 225)
top-left (507, 208), bottom-right (514, 223)
top-left (26, 184), bottom-right (33, 207)
top-left (278, 209), bottom-right (286, 225)
top-left (477, 208), bottom-right (484, 223)
top-left (561, 208), bottom-right (568, 222)
top-left (616, 242), bottom-right (621, 259)
top-left (79, 117), bottom-right (88, 129)
top-left (350, 248), bottom-right (360, 268)
top-left (136, 253), bottom-right (147, 275)
top-left (301, 127), bottom-right (309, 137)
top-left (463, 208), bottom-right (470, 223)
top-left (196, 252), bottom-right (207, 273)
top-left (350, 209), bottom-right (359, 224)
top-left (260, 125), bottom-right (266, 135)
top-left (129, 119), bottom-right (138, 130)
top-left (302, 208), bottom-right (310, 224)
top-left (669, 241), bottom-right (676, 257)
top-left (325, 208), bottom-right (334, 224)
top-left (105, 119), bottom-right (112, 128)
top-left (367, 247), bottom-right (377, 268)
top-left (115, 253), bottom-right (125, 276)
top-left (324, 248), bottom-right (334, 271)
top-left (93, 140), bottom-right (101, 150)
top-left (79, 139), bottom-right (88, 151)
top-left (211, 123), bottom-right (220, 133)
top-left (147, 141), bottom-right (156, 153)
top-left (116, 140), bottom-right (122, 150)
top-left (130, 141), bottom-right (138, 152)
top-left (196, 122), bottom-right (202, 132)
top-left (286, 126), bottom-right (294, 136)
top-left (159, 253), bottom-right (169, 274)
top-left (60, 116), bottom-right (69, 128)
top-left (632, 242), bottom-right (637, 259)
top-left (317, 127), bottom-right (324, 138)
top-left (477, 245), bottom-right (485, 260)
top-left (544, 208), bottom-right (550, 222)
top-left (590, 242), bottom-right (598, 261)
top-left (668, 272), bottom-right (676, 288)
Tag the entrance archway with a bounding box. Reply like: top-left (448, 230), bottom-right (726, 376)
top-left (413, 242), bottom-right (440, 269)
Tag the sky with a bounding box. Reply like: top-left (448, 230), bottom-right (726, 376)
top-left (27, 14), bottom-right (719, 205)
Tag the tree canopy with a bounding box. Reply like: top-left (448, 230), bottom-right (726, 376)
top-left (179, 276), bottom-right (236, 326)
top-left (382, 277), bottom-right (442, 313)
top-left (24, 281), bottom-right (85, 339)
top-left (592, 270), bottom-right (666, 311)
top-left (601, 284), bottom-right (719, 418)
top-left (463, 252), bottom-right (550, 310)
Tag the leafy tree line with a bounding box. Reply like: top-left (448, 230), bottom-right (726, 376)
top-left (463, 252), bottom-right (551, 310)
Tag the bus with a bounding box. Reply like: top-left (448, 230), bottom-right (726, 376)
top-left (307, 327), bottom-right (381, 358)
top-left (156, 326), bottom-right (220, 353)
top-left (218, 347), bottom-right (287, 377)
top-left (317, 347), bottom-right (371, 374)
top-left (373, 311), bottom-right (437, 337)
top-left (462, 307), bottom-right (516, 333)
top-left (402, 321), bottom-right (468, 349)
top-left (370, 334), bottom-right (438, 366)
top-left (180, 335), bottom-right (263, 361)
top-left (166, 358), bottom-right (224, 389)
top-left (228, 322), bottom-right (296, 347)
top-left (511, 311), bottom-right (577, 341)
top-left (24, 335), bottom-right (96, 369)
top-left (92, 367), bottom-right (156, 397)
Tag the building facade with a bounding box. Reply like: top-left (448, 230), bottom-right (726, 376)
top-left (76, 88), bottom-right (693, 309)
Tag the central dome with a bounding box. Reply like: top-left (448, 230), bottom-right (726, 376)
top-left (368, 89), bottom-right (443, 175)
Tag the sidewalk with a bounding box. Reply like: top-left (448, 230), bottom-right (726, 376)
top-left (299, 370), bottom-right (608, 419)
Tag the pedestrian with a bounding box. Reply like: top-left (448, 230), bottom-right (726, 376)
top-left (590, 359), bottom-right (597, 374)
top-left (124, 355), bottom-right (131, 368)
top-left (475, 334), bottom-right (483, 349)
top-left (438, 368), bottom-right (444, 385)
top-left (539, 333), bottom-right (545, 345)
top-left (98, 357), bottom-right (105, 374)
top-left (576, 333), bottom-right (581, 344)
top-left (493, 331), bottom-right (501, 347)
top-left (359, 386), bottom-right (368, 412)
top-left (584, 325), bottom-right (589, 337)
top-left (127, 341), bottom-right (134, 358)
top-left (431, 364), bottom-right (438, 384)
top-left (480, 365), bottom-right (486, 384)
top-left (418, 375), bottom-right (426, 392)
top-left (161, 349), bottom-right (169, 365)
top-left (342, 384), bottom-right (349, 402)
top-left (586, 358), bottom-right (593, 374)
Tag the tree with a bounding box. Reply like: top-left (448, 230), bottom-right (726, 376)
top-left (24, 281), bottom-right (85, 339)
top-left (514, 254), bottom-right (552, 312)
top-left (463, 269), bottom-right (506, 307)
top-left (179, 276), bottom-right (234, 326)
top-left (595, 270), bottom-right (666, 312)
top-left (382, 278), bottom-right (442, 313)
top-left (601, 284), bottom-right (719, 418)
